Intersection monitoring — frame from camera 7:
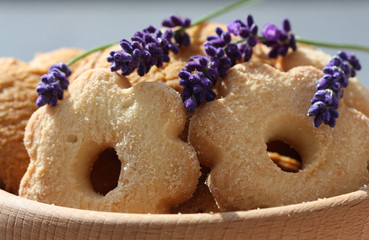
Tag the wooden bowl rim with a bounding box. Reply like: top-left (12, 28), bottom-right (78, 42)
top-left (1, 186), bottom-right (369, 223)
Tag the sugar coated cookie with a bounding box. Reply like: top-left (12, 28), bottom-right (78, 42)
top-left (189, 62), bottom-right (369, 211)
top-left (19, 68), bottom-right (200, 213)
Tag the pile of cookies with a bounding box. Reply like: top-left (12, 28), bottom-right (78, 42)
top-left (2, 22), bottom-right (369, 214)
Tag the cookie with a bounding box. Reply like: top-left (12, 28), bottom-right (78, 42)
top-left (0, 58), bottom-right (40, 193)
top-left (188, 62), bottom-right (369, 211)
top-left (19, 68), bottom-right (200, 214)
top-left (29, 48), bottom-right (84, 74)
top-left (170, 165), bottom-right (220, 214)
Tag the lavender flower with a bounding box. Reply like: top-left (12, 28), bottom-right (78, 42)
top-left (162, 15), bottom-right (191, 46)
top-left (227, 14), bottom-right (258, 62)
top-left (178, 56), bottom-right (217, 112)
top-left (180, 14), bottom-right (259, 112)
top-left (204, 14), bottom-right (258, 69)
top-left (308, 51), bottom-right (361, 127)
top-left (262, 19), bottom-right (296, 58)
top-left (36, 63), bottom-right (71, 107)
top-left (308, 89), bottom-right (339, 127)
top-left (204, 27), bottom-right (238, 67)
top-left (107, 25), bottom-right (178, 76)
top-left (337, 51), bottom-right (361, 77)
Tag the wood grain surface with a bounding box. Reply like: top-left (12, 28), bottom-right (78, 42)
top-left (1, 188), bottom-right (369, 240)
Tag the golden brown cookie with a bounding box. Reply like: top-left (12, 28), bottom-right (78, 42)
top-left (189, 62), bottom-right (369, 211)
top-left (28, 48), bottom-right (84, 74)
top-left (19, 68), bottom-right (200, 214)
top-left (344, 77), bottom-right (369, 117)
top-left (0, 48), bottom-right (87, 194)
top-left (170, 165), bottom-right (220, 214)
top-left (0, 58), bottom-right (41, 194)
top-left (280, 43), bottom-right (331, 72)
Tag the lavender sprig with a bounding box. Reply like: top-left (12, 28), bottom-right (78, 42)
top-left (204, 15), bottom-right (258, 68)
top-left (308, 51), bottom-right (361, 127)
top-left (179, 15), bottom-right (259, 112)
top-left (35, 0), bottom-right (256, 108)
top-left (178, 56), bottom-right (217, 112)
top-left (227, 15), bottom-right (258, 62)
top-left (36, 63), bottom-right (71, 107)
top-left (261, 19), bottom-right (297, 58)
top-left (107, 25), bottom-right (178, 76)
top-left (162, 15), bottom-right (191, 46)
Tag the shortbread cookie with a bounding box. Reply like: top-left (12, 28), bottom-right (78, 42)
top-left (189, 62), bottom-right (369, 211)
top-left (29, 47), bottom-right (84, 74)
top-left (19, 68), bottom-right (200, 214)
top-left (280, 44), bottom-right (331, 71)
top-left (0, 48), bottom-right (86, 194)
top-left (344, 77), bottom-right (369, 117)
top-left (0, 58), bottom-right (40, 193)
top-left (170, 165), bottom-right (220, 214)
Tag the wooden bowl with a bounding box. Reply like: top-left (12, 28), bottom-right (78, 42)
top-left (1, 187), bottom-right (369, 240)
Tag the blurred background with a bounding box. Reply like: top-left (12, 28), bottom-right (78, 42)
top-left (1, 0), bottom-right (369, 86)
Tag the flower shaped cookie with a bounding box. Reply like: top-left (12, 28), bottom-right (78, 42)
top-left (19, 68), bottom-right (200, 214)
top-left (189, 62), bottom-right (369, 211)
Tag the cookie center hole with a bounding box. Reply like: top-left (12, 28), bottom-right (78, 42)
top-left (90, 148), bottom-right (121, 196)
top-left (267, 140), bottom-right (302, 173)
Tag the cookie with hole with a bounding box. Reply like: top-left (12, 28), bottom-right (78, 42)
top-left (19, 68), bottom-right (200, 214)
top-left (188, 62), bottom-right (369, 211)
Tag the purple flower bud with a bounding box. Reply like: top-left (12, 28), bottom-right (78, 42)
top-left (308, 101), bottom-right (325, 116)
top-left (268, 46), bottom-right (280, 58)
top-left (178, 53), bottom-right (219, 112)
top-left (227, 20), bottom-right (242, 36)
top-left (262, 24), bottom-right (281, 42)
top-left (247, 15), bottom-right (255, 27)
top-left (308, 51), bottom-right (361, 127)
top-left (184, 97), bottom-right (197, 113)
top-left (180, 87), bottom-right (193, 98)
top-left (36, 63), bottom-right (71, 107)
top-left (162, 14), bottom-right (192, 47)
top-left (313, 115), bottom-right (324, 128)
top-left (193, 83), bottom-right (203, 93)
top-left (162, 19), bottom-right (173, 28)
top-left (261, 19), bottom-right (296, 58)
top-left (178, 70), bottom-right (191, 80)
top-left (201, 77), bottom-right (212, 88)
top-left (282, 19), bottom-right (291, 32)
top-left (205, 89), bottom-right (216, 101)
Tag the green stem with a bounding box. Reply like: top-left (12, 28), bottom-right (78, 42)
top-left (190, 0), bottom-right (259, 28)
top-left (66, 42), bottom-right (118, 66)
top-left (233, 35), bottom-right (369, 54)
top-left (66, 0), bottom-right (257, 67)
top-left (295, 38), bottom-right (369, 53)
